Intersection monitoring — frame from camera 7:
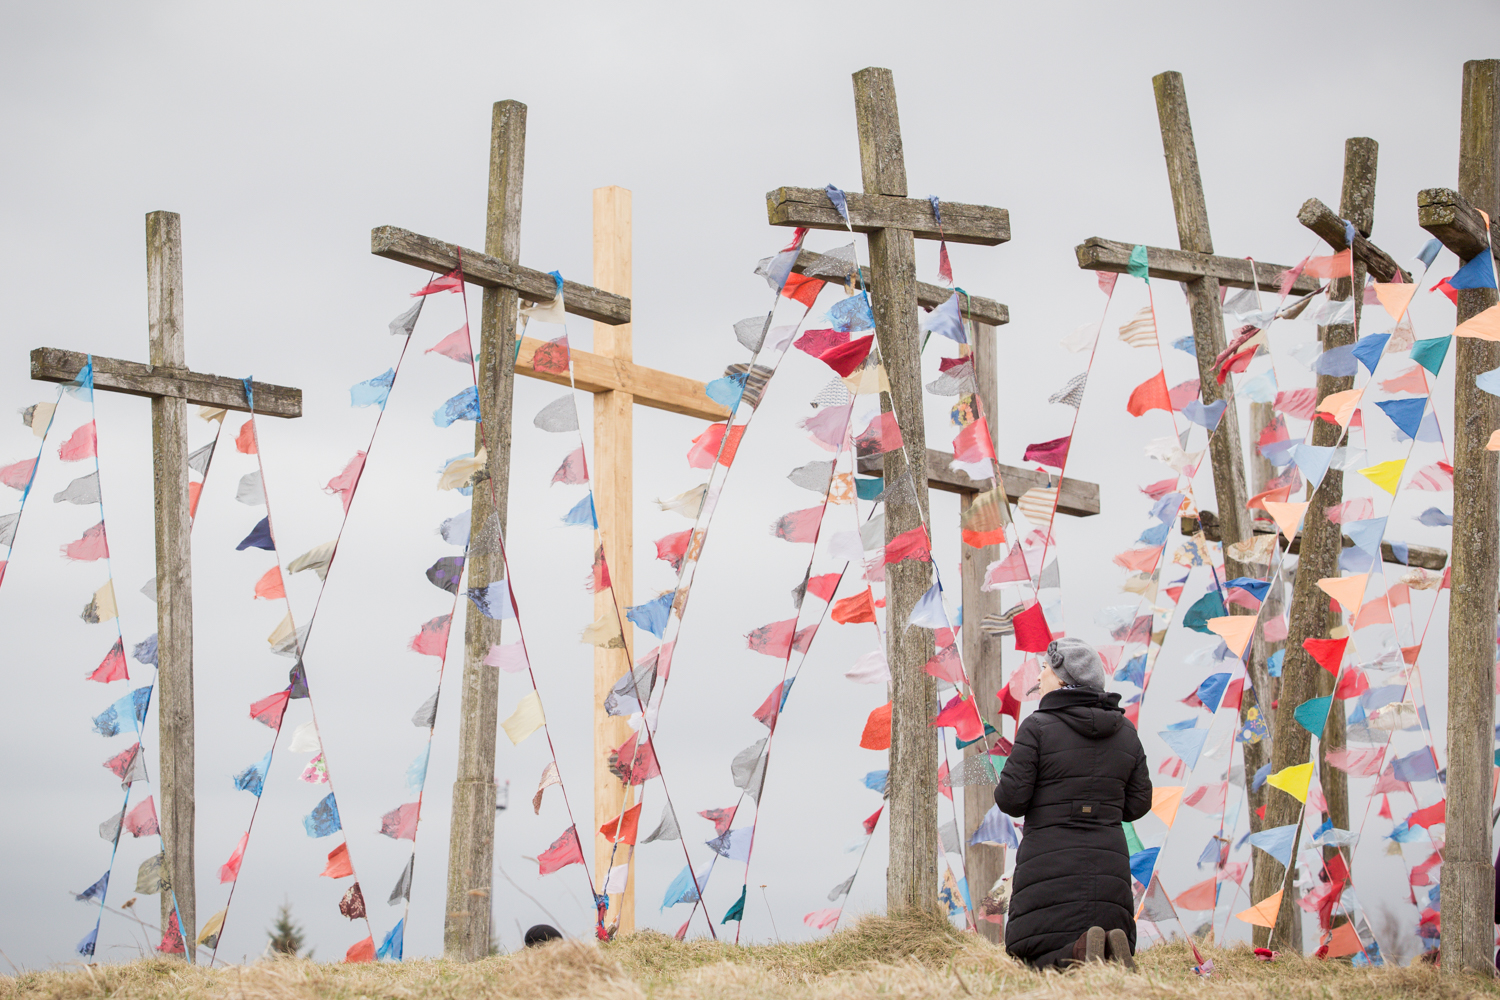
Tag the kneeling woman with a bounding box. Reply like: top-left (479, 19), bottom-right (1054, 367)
top-left (994, 638), bottom-right (1151, 969)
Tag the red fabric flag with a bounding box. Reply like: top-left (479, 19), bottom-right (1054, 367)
top-left (425, 324), bottom-right (473, 363)
top-left (250, 690), bottom-right (290, 729)
top-left (1174, 877), bottom-right (1218, 912)
top-left (1126, 371), bottom-right (1172, 416)
top-left (806, 573), bottom-right (840, 602)
top-left (997, 685), bottom-right (1021, 723)
top-left (62, 522), bottom-right (109, 562)
top-left (187, 481), bottom-right (203, 518)
top-left (103, 743), bottom-right (141, 781)
top-left (860, 703), bottom-right (892, 749)
top-left (124, 796), bottom-right (159, 838)
top-left (782, 273), bottom-right (825, 306)
top-left (746, 618), bottom-right (797, 657)
top-left (1011, 602), bottom-right (1052, 653)
top-left (1023, 435), bottom-right (1071, 469)
top-left (0, 459), bottom-right (37, 491)
top-left (58, 422), bottom-right (97, 462)
top-left (531, 335), bottom-right (571, 375)
top-left (700, 807), bottom-right (738, 835)
top-left (932, 694), bottom-right (983, 741)
top-left (924, 644), bottom-right (965, 685)
top-left (1334, 667), bottom-right (1369, 699)
top-left (772, 506), bottom-right (824, 544)
top-left (1378, 795), bottom-right (1392, 820)
top-left (614, 732), bottom-right (661, 785)
top-left (234, 419), bottom-right (256, 455)
top-left (818, 335), bottom-right (875, 377)
top-left (599, 804), bottom-right (642, 845)
top-left (379, 802), bottom-right (420, 840)
top-left (753, 682), bottom-right (786, 727)
top-left (1432, 277), bottom-right (1458, 305)
top-left (325, 452), bottom-right (367, 514)
top-left (855, 411), bottom-right (903, 454)
top-left (87, 639), bottom-right (128, 683)
top-left (1222, 678), bottom-right (1244, 711)
top-left (344, 937), bottom-right (376, 964)
top-left (537, 825), bottom-right (585, 874)
top-left (952, 418), bottom-right (997, 464)
top-left (1324, 851), bottom-right (1350, 885)
top-left (158, 911), bottom-right (185, 955)
top-left (794, 328), bottom-right (849, 358)
top-left (655, 529), bottom-right (692, 571)
top-left (1409, 800), bottom-right (1446, 829)
top-left (1216, 348), bottom-right (1255, 383)
top-left (409, 614), bottom-right (453, 658)
top-left (831, 588), bottom-right (877, 624)
top-left (1140, 477), bottom-right (1178, 500)
top-left (938, 758), bottom-right (951, 800)
top-left (686, 423), bottom-right (746, 469)
top-left (1301, 636), bottom-right (1348, 674)
top-left (411, 267), bottom-right (463, 296)
top-left (219, 832), bottom-right (249, 883)
top-left (320, 842), bottom-right (354, 878)
top-left (862, 806), bottom-right (883, 835)
top-left (885, 525), bottom-right (932, 564)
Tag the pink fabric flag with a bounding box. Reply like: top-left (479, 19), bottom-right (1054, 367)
top-left (1273, 388), bottom-right (1318, 420)
top-left (409, 614), bottom-right (453, 658)
top-left (1325, 748), bottom-right (1384, 776)
top-left (1183, 782), bottom-right (1227, 815)
top-left (552, 446), bottom-right (588, 485)
top-left (655, 530), bottom-right (692, 571)
top-left (1303, 249), bottom-right (1352, 278)
top-left (103, 743), bottom-right (142, 781)
top-left (87, 639), bottom-right (128, 683)
top-left (1381, 364), bottom-right (1428, 395)
top-left (1023, 435), bottom-right (1071, 469)
top-left (924, 643), bottom-right (966, 685)
top-left (58, 422), bottom-right (97, 462)
top-left (62, 522), bottom-right (109, 561)
top-left (1168, 379), bottom-right (1201, 411)
top-left (250, 690), bottom-right (290, 728)
top-left (412, 267), bottom-right (463, 296)
top-left (794, 328), bottom-right (849, 358)
top-left (1408, 461), bottom-right (1455, 491)
top-left (531, 335), bottom-right (571, 375)
top-left (885, 525), bottom-right (932, 564)
top-left (537, 825), bottom-right (585, 874)
top-left (1261, 615), bottom-right (1289, 642)
top-left (953, 418), bottom-right (997, 464)
top-left (219, 832), bottom-right (249, 883)
top-left (686, 423), bottom-right (746, 469)
top-left (344, 938), bottom-right (376, 964)
top-left (1112, 546), bottom-right (1164, 573)
top-left (746, 619), bottom-right (797, 657)
top-left (804, 908), bottom-right (841, 930)
top-left (855, 411), bottom-right (904, 454)
top-left (806, 573), bottom-right (840, 602)
top-left (324, 452), bottom-right (367, 513)
top-left (254, 566), bottom-right (285, 600)
top-left (1325, 498), bottom-right (1374, 524)
top-left (124, 796), bottom-right (160, 837)
top-left (235, 419), bottom-right (256, 455)
top-left (1355, 596), bottom-right (1393, 628)
top-left (982, 543), bottom-right (1030, 587)
top-left (772, 507), bottom-right (824, 544)
top-left (799, 405), bottom-right (852, 451)
top-left (0, 458), bottom-right (36, 491)
top-left (425, 324), bottom-right (473, 363)
top-left (379, 802), bottom-right (420, 840)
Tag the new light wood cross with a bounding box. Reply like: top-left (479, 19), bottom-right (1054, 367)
top-left (372, 102), bottom-right (730, 952)
top-left (31, 211), bottom-right (303, 960)
top-left (1414, 59), bottom-right (1500, 976)
top-left (767, 66), bottom-right (1020, 921)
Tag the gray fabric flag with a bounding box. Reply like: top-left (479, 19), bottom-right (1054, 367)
top-left (731, 738), bottom-right (769, 804)
top-left (787, 460), bottom-right (834, 494)
top-left (926, 362), bottom-right (976, 396)
top-left (187, 441), bottom-right (215, 475)
top-left (388, 854), bottom-right (414, 905)
top-left (604, 661), bottom-right (657, 718)
top-left (827, 874), bottom-right (856, 901)
top-left (120, 748), bottom-right (147, 787)
top-left (790, 573), bottom-right (808, 610)
top-left (640, 805), bottom-right (680, 844)
top-left (734, 314), bottom-right (771, 353)
top-left (236, 470), bottom-right (265, 506)
top-left (439, 513), bottom-right (470, 547)
top-left (0, 512), bottom-right (17, 547)
top-left (389, 301), bottom-right (422, 338)
top-left (271, 624), bottom-right (310, 659)
top-left (939, 819), bottom-right (960, 855)
top-left (140, 577), bottom-right (157, 603)
top-left (1037, 559), bottom-right (1061, 591)
top-left (411, 691), bottom-right (438, 728)
top-left (99, 808), bottom-right (124, 843)
top-left (943, 754), bottom-right (998, 788)
top-left (54, 472), bottom-right (100, 505)
top-left (1138, 874), bottom-right (1178, 923)
top-left (533, 395), bottom-right (579, 433)
top-left (804, 243), bottom-right (857, 280)
top-left (1047, 371), bottom-right (1087, 409)
top-left (876, 473), bottom-right (917, 509)
top-left (135, 853), bottom-right (166, 894)
top-left (812, 378), bottom-right (852, 409)
top-left (859, 512), bottom-right (886, 552)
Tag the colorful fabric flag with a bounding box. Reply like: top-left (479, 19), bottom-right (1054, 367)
top-left (1126, 371), bottom-right (1172, 417)
top-left (501, 691), bottom-right (546, 745)
top-left (860, 703), bottom-right (892, 750)
top-left (379, 802), bottom-right (420, 840)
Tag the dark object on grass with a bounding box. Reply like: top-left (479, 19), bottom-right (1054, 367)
top-left (524, 924), bottom-right (562, 947)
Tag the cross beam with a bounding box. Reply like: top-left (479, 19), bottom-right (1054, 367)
top-left (1417, 187), bottom-right (1499, 263)
top-left (767, 187), bottom-right (1010, 244)
top-left (1182, 511), bottom-right (1448, 571)
top-left (790, 247), bottom-right (1009, 326)
top-left (1075, 237), bottom-right (1323, 294)
top-left (30, 349), bottom-right (302, 417)
top-left (857, 451), bottom-right (1099, 516)
top-left (1297, 198), bottom-right (1412, 283)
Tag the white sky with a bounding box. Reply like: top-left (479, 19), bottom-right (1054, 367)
top-left (1, 0), bottom-right (1495, 970)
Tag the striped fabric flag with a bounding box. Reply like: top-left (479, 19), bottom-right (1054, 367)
top-left (1017, 487), bottom-right (1058, 525)
top-left (1118, 307), bottom-right (1157, 348)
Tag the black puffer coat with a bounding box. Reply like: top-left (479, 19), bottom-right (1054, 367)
top-left (994, 687), bottom-right (1151, 968)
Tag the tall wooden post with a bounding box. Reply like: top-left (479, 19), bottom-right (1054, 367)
top-left (147, 211), bottom-right (195, 957)
top-left (1245, 399), bottom-right (1279, 826)
top-left (850, 68), bottom-right (939, 914)
top-left (961, 320), bottom-right (1007, 943)
top-left (591, 186), bottom-right (638, 932)
top-left (445, 99), bottom-right (526, 961)
top-left (1440, 59), bottom-right (1500, 976)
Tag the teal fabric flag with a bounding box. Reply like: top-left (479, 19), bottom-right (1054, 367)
top-left (721, 886), bottom-right (747, 924)
top-left (1249, 824), bottom-right (1298, 866)
top-left (1183, 590), bottom-right (1226, 634)
top-left (1159, 727), bottom-right (1209, 770)
top-left (1128, 244), bottom-right (1150, 280)
top-left (661, 863), bottom-right (706, 909)
top-left (1411, 336), bottom-right (1452, 376)
top-left (1294, 695), bottom-right (1332, 737)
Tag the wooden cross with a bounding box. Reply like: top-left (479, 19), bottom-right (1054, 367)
top-left (1415, 58), bottom-right (1500, 975)
top-left (371, 102), bottom-right (730, 951)
top-left (766, 66), bottom-right (1019, 919)
top-left (31, 211), bottom-right (302, 959)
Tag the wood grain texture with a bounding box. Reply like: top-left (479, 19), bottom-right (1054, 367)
top-left (1075, 237), bottom-right (1321, 294)
top-left (1439, 59), bottom-right (1500, 977)
top-left (591, 186), bottom-right (637, 935)
top-left (961, 322), bottom-right (1008, 944)
top-left (1297, 196), bottom-right (1411, 284)
top-left (1184, 512), bottom-right (1448, 571)
top-left (857, 450), bottom-right (1100, 517)
top-left (146, 211), bottom-right (195, 958)
top-left (766, 187), bottom-right (1010, 246)
top-left (514, 339), bottom-right (727, 421)
top-left (31, 348), bottom-right (302, 417)
top-left (1417, 187), bottom-right (1497, 263)
top-left (446, 99), bottom-right (525, 962)
top-left (790, 248), bottom-right (1009, 326)
top-left (371, 225), bottom-right (631, 326)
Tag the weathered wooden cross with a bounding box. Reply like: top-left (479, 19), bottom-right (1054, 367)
top-left (1414, 58), bottom-right (1500, 975)
top-left (31, 211), bottom-right (303, 959)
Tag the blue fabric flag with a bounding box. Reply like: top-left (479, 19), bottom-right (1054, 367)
top-left (661, 863), bottom-right (707, 909)
top-left (1226, 577), bottom-right (1270, 601)
top-left (969, 805), bottom-right (1018, 848)
top-left (626, 591), bottom-right (674, 638)
top-left (1241, 367), bottom-right (1277, 402)
top-left (76, 925), bottom-right (98, 957)
top-left (562, 493), bottom-right (597, 528)
top-left (1114, 653), bottom-right (1146, 688)
top-left (351, 369), bottom-right (396, 409)
top-left (1416, 507), bottom-right (1452, 527)
top-left (827, 294), bottom-right (874, 333)
top-left (1388, 820), bottom-right (1427, 844)
top-left (1128, 244), bottom-right (1150, 280)
top-left (1313, 344), bottom-right (1359, 376)
top-left (1196, 673), bottom-right (1231, 713)
top-left (919, 293), bottom-right (967, 344)
top-left (406, 746), bottom-right (430, 792)
top-left (1415, 238), bottom-right (1443, 270)
top-left (1196, 838), bottom-right (1221, 869)
top-left (1268, 649), bottom-right (1284, 677)
top-left (779, 677), bottom-right (795, 711)
top-left (1138, 520), bottom-right (1170, 546)
top-left (303, 792), bottom-right (341, 837)
top-left (907, 582), bottom-right (949, 629)
top-left (1390, 542), bottom-right (1410, 565)
top-left (704, 372), bottom-right (748, 410)
top-left (466, 581), bottom-right (514, 620)
top-left (1183, 590), bottom-right (1227, 634)
top-left (132, 636), bottom-right (159, 670)
top-left (75, 871), bottom-right (110, 903)
top-left (1411, 336), bottom-right (1452, 376)
top-left (1249, 823), bottom-right (1298, 866)
top-left (1476, 366), bottom-right (1500, 398)
top-left (1343, 517), bottom-right (1388, 555)
top-left (1171, 335), bottom-right (1196, 355)
top-left (1159, 727), bottom-right (1209, 770)
top-left (863, 769), bottom-right (889, 794)
top-left (377, 919), bottom-right (404, 961)
top-left (1293, 444), bottom-right (1335, 487)
top-left (234, 749), bottom-right (273, 797)
top-left (1450, 251), bottom-right (1498, 289)
top-left (1182, 399), bottom-right (1226, 431)
top-left (433, 385), bottom-right (480, 427)
top-left (1260, 438), bottom-right (1299, 467)
top-left (236, 517), bottom-right (275, 551)
top-left (1251, 762), bottom-right (1273, 791)
top-left (91, 703), bottom-right (124, 738)
top-left (825, 184), bottom-right (850, 224)
top-left (1164, 718), bottom-right (1198, 731)
top-left (68, 360), bottom-right (94, 402)
top-left (1375, 398), bottom-right (1428, 439)
top-left (1151, 492), bottom-right (1185, 523)
top-left (1294, 695), bottom-right (1332, 737)
top-left (706, 828), bottom-right (753, 862)
top-left (1392, 748), bottom-right (1440, 783)
top-left (1129, 847), bottom-right (1160, 885)
top-left (1352, 333), bottom-right (1390, 374)
top-left (1340, 547), bottom-right (1376, 574)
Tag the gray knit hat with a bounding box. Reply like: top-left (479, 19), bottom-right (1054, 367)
top-left (1044, 637), bottom-right (1106, 691)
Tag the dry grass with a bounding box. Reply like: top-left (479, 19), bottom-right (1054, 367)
top-left (5, 913), bottom-right (1498, 1000)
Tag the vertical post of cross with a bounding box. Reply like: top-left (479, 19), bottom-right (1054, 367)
top-left (146, 210), bottom-right (195, 957)
top-left (591, 185), bottom-right (638, 933)
top-left (445, 99), bottom-right (526, 962)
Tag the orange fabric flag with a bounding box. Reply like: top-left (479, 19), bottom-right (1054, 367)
top-left (1374, 283), bottom-right (1418, 321)
top-left (1151, 786), bottom-right (1184, 826)
top-left (344, 937), bottom-right (376, 963)
top-left (1262, 500), bottom-right (1309, 542)
top-left (860, 703), bottom-right (892, 750)
top-left (235, 419), bottom-right (257, 455)
top-left (1207, 615), bottom-right (1256, 657)
top-left (1247, 485), bottom-right (1292, 512)
top-left (1320, 921), bottom-right (1363, 959)
top-left (1455, 302), bottom-right (1500, 341)
top-left (1380, 364), bottom-right (1428, 395)
top-left (254, 566), bottom-right (285, 600)
top-left (1173, 877), bottom-right (1218, 912)
top-left (1318, 574), bottom-right (1369, 616)
top-left (831, 588), bottom-right (878, 625)
top-left (320, 842), bottom-right (354, 878)
top-left (1236, 889), bottom-right (1284, 927)
top-left (1316, 389), bottom-right (1363, 428)
top-left (1303, 250), bottom-right (1352, 278)
top-left (1126, 371), bottom-right (1172, 417)
top-left (599, 803), bottom-right (642, 845)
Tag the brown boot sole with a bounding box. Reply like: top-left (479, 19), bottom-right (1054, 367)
top-left (1106, 928), bottom-right (1135, 971)
top-left (1086, 926), bottom-right (1106, 963)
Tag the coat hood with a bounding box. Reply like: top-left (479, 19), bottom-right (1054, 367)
top-left (1037, 687), bottom-right (1126, 739)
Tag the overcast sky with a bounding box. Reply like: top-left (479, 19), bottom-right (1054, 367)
top-left (2, 0), bottom-right (1495, 971)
